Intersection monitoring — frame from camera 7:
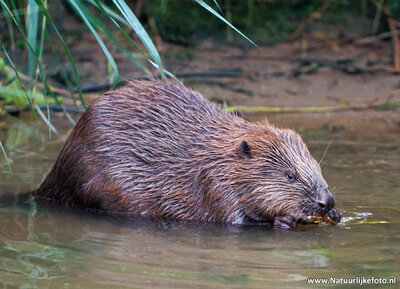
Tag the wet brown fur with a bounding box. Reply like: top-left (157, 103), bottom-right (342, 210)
top-left (35, 80), bottom-right (334, 225)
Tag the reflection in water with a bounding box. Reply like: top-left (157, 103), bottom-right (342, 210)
top-left (0, 112), bottom-right (399, 288)
top-left (0, 195), bottom-right (339, 288)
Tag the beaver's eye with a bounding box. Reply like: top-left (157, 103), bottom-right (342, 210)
top-left (286, 173), bottom-right (296, 183)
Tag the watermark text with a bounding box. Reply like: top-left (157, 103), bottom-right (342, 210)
top-left (307, 277), bottom-right (397, 286)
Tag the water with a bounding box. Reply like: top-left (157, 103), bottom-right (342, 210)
top-left (0, 111), bottom-right (399, 288)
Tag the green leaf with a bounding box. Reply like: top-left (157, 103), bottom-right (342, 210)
top-left (0, 85), bottom-right (62, 106)
top-left (1, 2), bottom-right (15, 52)
top-left (89, 0), bottom-right (148, 72)
top-left (0, 141), bottom-right (12, 177)
top-left (37, 0), bottom-right (52, 139)
top-left (34, 0), bottom-right (85, 108)
top-left (111, 0), bottom-right (165, 79)
top-left (66, 0), bottom-right (119, 84)
top-left (0, 0), bottom-right (55, 142)
top-left (194, 0), bottom-right (258, 48)
top-left (8, 0), bottom-right (23, 27)
top-left (148, 59), bottom-right (181, 84)
top-left (26, 0), bottom-right (39, 90)
top-left (86, 0), bottom-right (129, 27)
top-left (0, 41), bottom-right (33, 107)
top-left (1, 40), bottom-right (43, 145)
top-left (212, 0), bottom-right (223, 15)
top-left (77, 0), bottom-right (147, 72)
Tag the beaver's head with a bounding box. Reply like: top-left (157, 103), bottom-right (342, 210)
top-left (233, 126), bottom-right (337, 226)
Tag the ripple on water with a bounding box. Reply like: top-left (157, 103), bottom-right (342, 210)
top-left (0, 112), bottom-right (399, 288)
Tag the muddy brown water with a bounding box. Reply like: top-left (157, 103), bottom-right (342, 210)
top-left (0, 110), bottom-right (399, 288)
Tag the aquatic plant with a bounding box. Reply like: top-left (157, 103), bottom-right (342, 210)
top-left (0, 0), bottom-right (251, 120)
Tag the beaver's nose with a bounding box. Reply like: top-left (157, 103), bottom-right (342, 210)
top-left (317, 189), bottom-right (335, 212)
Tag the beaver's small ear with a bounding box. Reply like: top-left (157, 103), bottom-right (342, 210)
top-left (239, 140), bottom-right (252, 158)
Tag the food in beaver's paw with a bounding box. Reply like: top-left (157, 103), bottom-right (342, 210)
top-left (307, 216), bottom-right (334, 224)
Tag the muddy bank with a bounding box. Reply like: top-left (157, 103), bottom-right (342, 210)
top-left (61, 35), bottom-right (400, 110)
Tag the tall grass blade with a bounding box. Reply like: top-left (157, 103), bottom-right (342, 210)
top-left (0, 141), bottom-right (12, 177)
top-left (0, 40), bottom-right (42, 147)
top-left (148, 59), bottom-right (181, 84)
top-left (26, 0), bottom-right (39, 90)
top-left (1, 0), bottom-right (53, 141)
top-left (35, 105), bottom-right (58, 134)
top-left (36, 0), bottom-right (53, 138)
top-left (85, 0), bottom-right (147, 72)
top-left (34, 0), bottom-right (85, 108)
top-left (194, 0), bottom-right (258, 48)
top-left (76, 0), bottom-right (146, 75)
top-left (67, 0), bottom-right (119, 84)
top-left (111, 0), bottom-right (165, 79)
top-left (212, 0), bottom-right (223, 15)
top-left (1, 2), bottom-right (15, 52)
top-left (0, 1), bottom-right (41, 67)
top-left (89, 0), bottom-right (148, 72)
top-left (8, 0), bottom-right (23, 27)
top-left (86, 0), bottom-right (129, 27)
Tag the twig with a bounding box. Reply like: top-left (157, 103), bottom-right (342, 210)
top-left (3, 64), bottom-right (243, 95)
top-left (370, 0), bottom-right (390, 17)
top-left (388, 18), bottom-right (400, 72)
top-left (3, 65), bottom-right (75, 97)
top-left (186, 79), bottom-right (254, 96)
top-left (290, 2), bottom-right (330, 40)
top-left (370, 0), bottom-right (400, 71)
top-left (308, 140), bottom-right (399, 149)
top-left (355, 30), bottom-right (400, 45)
top-left (270, 57), bottom-right (400, 77)
top-left (226, 100), bottom-right (400, 114)
top-left (74, 69), bottom-right (243, 93)
top-left (4, 105), bottom-right (84, 115)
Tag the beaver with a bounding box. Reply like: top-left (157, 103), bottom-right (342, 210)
top-left (35, 80), bottom-right (340, 230)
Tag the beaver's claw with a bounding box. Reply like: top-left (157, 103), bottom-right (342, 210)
top-left (273, 215), bottom-right (296, 230)
top-left (326, 208), bottom-right (341, 225)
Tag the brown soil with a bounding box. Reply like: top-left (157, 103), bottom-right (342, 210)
top-left (63, 33), bottom-right (400, 110)
top-left (40, 28), bottom-right (400, 141)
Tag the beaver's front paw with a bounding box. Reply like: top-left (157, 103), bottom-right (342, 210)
top-left (273, 215), bottom-right (296, 230)
top-left (327, 209), bottom-right (341, 225)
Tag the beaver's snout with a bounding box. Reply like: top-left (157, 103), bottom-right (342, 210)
top-left (316, 188), bottom-right (336, 213)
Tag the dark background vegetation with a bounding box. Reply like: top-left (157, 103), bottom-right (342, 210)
top-left (143, 0), bottom-right (399, 45)
top-left (0, 0), bottom-right (400, 113)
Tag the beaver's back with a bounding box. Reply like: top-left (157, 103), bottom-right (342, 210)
top-left (92, 81), bottom-right (243, 156)
top-left (35, 81), bottom-right (248, 218)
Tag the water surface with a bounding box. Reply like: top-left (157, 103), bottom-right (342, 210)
top-left (0, 111), bottom-right (399, 288)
